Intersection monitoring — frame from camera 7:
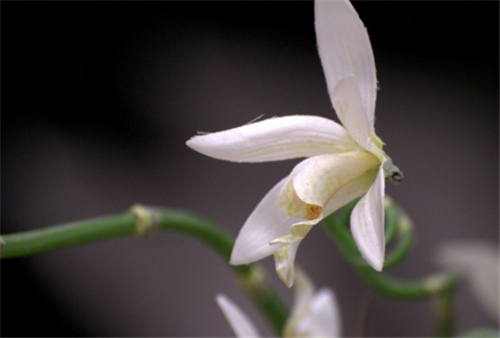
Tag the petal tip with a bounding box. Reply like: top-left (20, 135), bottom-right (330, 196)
top-left (363, 253), bottom-right (384, 272)
top-left (229, 251), bottom-right (247, 266)
top-left (185, 136), bottom-right (201, 150)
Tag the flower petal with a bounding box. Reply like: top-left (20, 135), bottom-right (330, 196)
top-left (350, 166), bottom-right (385, 271)
top-left (298, 288), bottom-right (342, 337)
top-left (435, 241), bottom-right (499, 320)
top-left (230, 177), bottom-right (301, 265)
top-left (331, 75), bottom-right (384, 160)
top-left (216, 294), bottom-right (261, 337)
top-left (273, 240), bottom-right (303, 288)
top-left (290, 268), bottom-right (316, 314)
top-left (323, 166), bottom-right (378, 216)
top-left (283, 269), bottom-right (315, 335)
top-left (186, 115), bottom-right (359, 163)
top-left (284, 270), bottom-right (342, 337)
top-left (315, 0), bottom-right (377, 124)
top-left (279, 151), bottom-right (380, 219)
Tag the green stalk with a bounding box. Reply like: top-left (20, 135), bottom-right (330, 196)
top-left (1, 206), bottom-right (288, 335)
top-left (1, 214), bottom-right (137, 258)
top-left (433, 272), bottom-right (458, 337)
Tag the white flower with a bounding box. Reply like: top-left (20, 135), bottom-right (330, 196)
top-left (186, 0), bottom-right (401, 287)
top-left (435, 240), bottom-right (499, 321)
top-left (216, 271), bottom-right (341, 337)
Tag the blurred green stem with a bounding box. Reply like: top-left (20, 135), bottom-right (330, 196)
top-left (1, 205), bottom-right (288, 335)
top-left (433, 271), bottom-right (458, 337)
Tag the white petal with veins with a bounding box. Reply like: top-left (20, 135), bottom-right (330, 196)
top-left (315, 0), bottom-right (377, 123)
top-left (186, 115), bottom-right (360, 163)
top-left (350, 166), bottom-right (385, 271)
top-left (331, 75), bottom-right (384, 160)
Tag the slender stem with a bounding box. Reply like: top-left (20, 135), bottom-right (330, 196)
top-left (1, 214), bottom-right (137, 258)
top-left (1, 207), bottom-right (288, 335)
top-left (433, 272), bottom-right (458, 337)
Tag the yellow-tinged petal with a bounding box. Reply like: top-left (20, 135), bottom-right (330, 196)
top-left (273, 240), bottom-right (302, 288)
top-left (272, 151), bottom-right (380, 286)
top-left (279, 151), bottom-right (380, 219)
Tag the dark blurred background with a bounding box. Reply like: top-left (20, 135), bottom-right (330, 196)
top-left (2, 2), bottom-right (498, 337)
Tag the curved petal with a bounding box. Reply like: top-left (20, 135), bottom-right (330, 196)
top-left (273, 240), bottom-right (303, 288)
top-left (230, 177), bottom-right (301, 265)
top-left (331, 75), bottom-right (385, 160)
top-left (216, 294), bottom-right (261, 337)
top-left (323, 166), bottom-right (378, 216)
top-left (350, 166), bottom-right (385, 271)
top-left (279, 151), bottom-right (379, 219)
top-left (315, 0), bottom-right (377, 124)
top-left (435, 241), bottom-right (499, 320)
top-left (186, 115), bottom-right (360, 163)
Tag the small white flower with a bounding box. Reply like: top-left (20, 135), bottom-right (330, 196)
top-left (187, 0), bottom-right (401, 287)
top-left (435, 240), bottom-right (499, 321)
top-left (216, 271), bottom-right (341, 337)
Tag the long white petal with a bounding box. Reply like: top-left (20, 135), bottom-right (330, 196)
top-left (186, 115), bottom-right (359, 163)
top-left (216, 294), bottom-right (261, 338)
top-left (435, 241), bottom-right (499, 320)
top-left (315, 0), bottom-right (377, 125)
top-left (230, 177), bottom-right (301, 265)
top-left (350, 166), bottom-right (385, 271)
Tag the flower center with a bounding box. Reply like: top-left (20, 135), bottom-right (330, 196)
top-left (306, 204), bottom-right (322, 220)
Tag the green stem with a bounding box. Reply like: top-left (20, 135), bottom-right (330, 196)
top-left (1, 206), bottom-right (288, 335)
top-left (433, 272), bottom-right (458, 337)
top-left (1, 213), bottom-right (137, 258)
